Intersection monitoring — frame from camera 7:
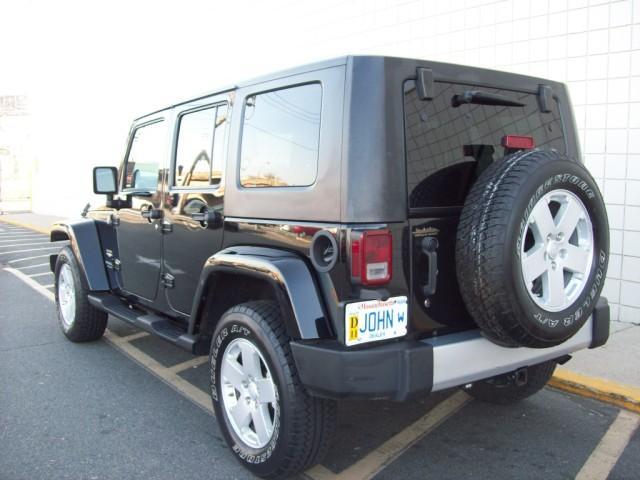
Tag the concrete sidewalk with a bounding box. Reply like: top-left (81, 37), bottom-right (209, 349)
top-left (1, 212), bottom-right (638, 412)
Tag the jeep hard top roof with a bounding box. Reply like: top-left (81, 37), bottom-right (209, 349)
top-left (135, 55), bottom-right (568, 121)
top-left (131, 55), bottom-right (578, 224)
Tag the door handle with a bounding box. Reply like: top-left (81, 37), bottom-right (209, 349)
top-left (141, 207), bottom-right (163, 220)
top-left (420, 236), bottom-right (438, 296)
top-left (190, 210), bottom-right (222, 228)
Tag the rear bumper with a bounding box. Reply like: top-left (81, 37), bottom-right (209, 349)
top-left (291, 298), bottom-right (610, 401)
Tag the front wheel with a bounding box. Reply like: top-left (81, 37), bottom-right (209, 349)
top-left (54, 246), bottom-right (107, 342)
top-left (210, 301), bottom-right (336, 479)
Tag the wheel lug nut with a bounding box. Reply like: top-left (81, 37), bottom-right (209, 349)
top-left (556, 232), bottom-right (564, 241)
top-left (551, 261), bottom-right (557, 269)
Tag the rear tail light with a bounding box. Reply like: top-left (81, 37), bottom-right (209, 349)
top-left (350, 230), bottom-right (392, 285)
top-left (502, 135), bottom-right (535, 150)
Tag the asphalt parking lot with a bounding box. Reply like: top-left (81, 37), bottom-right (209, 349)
top-left (1, 220), bottom-right (639, 480)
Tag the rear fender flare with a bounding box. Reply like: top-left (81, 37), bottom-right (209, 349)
top-left (50, 220), bottom-right (109, 291)
top-left (189, 246), bottom-right (331, 340)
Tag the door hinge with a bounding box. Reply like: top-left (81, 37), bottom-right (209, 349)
top-left (110, 214), bottom-right (120, 226)
top-left (416, 67), bottom-right (434, 100)
top-left (162, 273), bottom-right (175, 288)
top-left (161, 221), bottom-right (173, 233)
top-left (113, 258), bottom-right (121, 271)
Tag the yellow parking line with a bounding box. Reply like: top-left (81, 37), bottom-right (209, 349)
top-left (576, 409), bottom-right (640, 480)
top-left (550, 367), bottom-right (640, 414)
top-left (104, 331), bottom-right (214, 414)
top-left (168, 355), bottom-right (209, 373)
top-left (305, 465), bottom-right (339, 480)
top-left (118, 331), bottom-right (150, 343)
top-left (307, 391), bottom-right (471, 480)
top-left (8, 263), bottom-right (475, 479)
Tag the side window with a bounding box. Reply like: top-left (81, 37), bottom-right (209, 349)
top-left (124, 120), bottom-right (166, 190)
top-left (175, 104), bottom-right (228, 188)
top-left (240, 83), bottom-right (321, 188)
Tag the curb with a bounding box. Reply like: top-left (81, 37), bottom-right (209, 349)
top-left (550, 367), bottom-right (640, 414)
top-left (0, 217), bottom-right (51, 235)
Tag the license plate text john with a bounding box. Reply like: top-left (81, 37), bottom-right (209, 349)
top-left (345, 296), bottom-right (408, 346)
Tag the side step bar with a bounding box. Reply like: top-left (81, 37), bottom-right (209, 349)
top-left (88, 293), bottom-right (203, 354)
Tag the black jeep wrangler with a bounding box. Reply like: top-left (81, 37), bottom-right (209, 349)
top-left (50, 56), bottom-right (610, 479)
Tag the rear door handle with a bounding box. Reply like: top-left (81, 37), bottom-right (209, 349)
top-left (421, 237), bottom-right (438, 296)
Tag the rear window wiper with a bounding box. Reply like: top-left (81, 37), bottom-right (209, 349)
top-left (452, 90), bottom-right (525, 108)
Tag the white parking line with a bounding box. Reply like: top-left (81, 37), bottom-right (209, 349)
top-left (4, 266), bottom-right (213, 417)
top-left (5, 267), bottom-right (55, 300)
top-left (0, 242), bottom-right (54, 248)
top-left (0, 234), bottom-right (45, 239)
top-left (0, 228), bottom-right (31, 233)
top-left (15, 263), bottom-right (50, 270)
top-left (0, 246), bottom-right (61, 255)
top-left (576, 409), bottom-right (640, 480)
top-left (8, 254), bottom-right (53, 264)
top-left (29, 271), bottom-right (53, 278)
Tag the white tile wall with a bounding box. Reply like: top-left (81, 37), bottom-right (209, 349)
top-left (291, 0), bottom-right (640, 322)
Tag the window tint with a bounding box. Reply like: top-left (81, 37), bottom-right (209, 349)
top-left (124, 120), bottom-right (166, 190)
top-left (240, 83), bottom-right (321, 188)
top-left (404, 80), bottom-right (565, 208)
top-left (175, 104), bottom-right (228, 187)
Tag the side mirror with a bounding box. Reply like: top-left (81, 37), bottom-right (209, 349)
top-left (93, 166), bottom-right (118, 194)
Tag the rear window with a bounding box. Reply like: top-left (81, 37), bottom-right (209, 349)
top-left (404, 80), bottom-right (565, 209)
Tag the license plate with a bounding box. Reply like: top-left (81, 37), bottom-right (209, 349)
top-left (345, 296), bottom-right (408, 346)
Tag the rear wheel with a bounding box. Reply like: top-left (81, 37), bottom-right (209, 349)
top-left (210, 301), bottom-right (336, 479)
top-left (463, 361), bottom-right (556, 405)
top-left (54, 246), bottom-right (107, 342)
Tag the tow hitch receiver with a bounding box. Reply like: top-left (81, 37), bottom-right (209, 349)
top-left (514, 367), bottom-right (528, 387)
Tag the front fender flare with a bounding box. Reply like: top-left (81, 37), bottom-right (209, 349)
top-left (190, 246), bottom-right (331, 340)
top-left (50, 219), bottom-right (110, 291)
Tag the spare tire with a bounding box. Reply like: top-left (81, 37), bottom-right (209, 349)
top-left (456, 149), bottom-right (609, 348)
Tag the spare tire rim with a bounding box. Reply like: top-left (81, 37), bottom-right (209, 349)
top-left (520, 188), bottom-right (594, 313)
top-left (57, 263), bottom-right (76, 328)
top-left (220, 338), bottom-right (278, 449)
